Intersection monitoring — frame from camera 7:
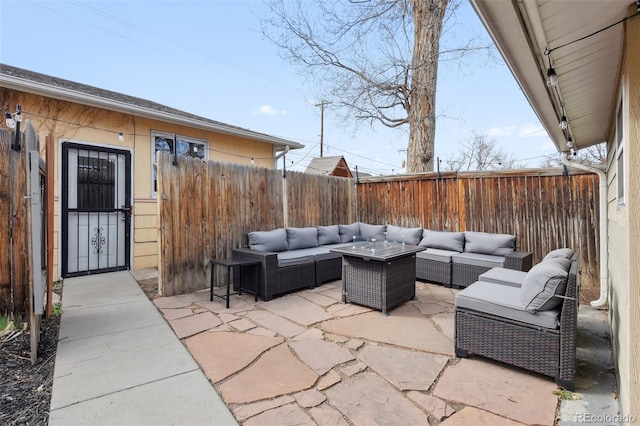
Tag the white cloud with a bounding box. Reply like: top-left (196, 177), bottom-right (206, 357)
top-left (253, 105), bottom-right (287, 116)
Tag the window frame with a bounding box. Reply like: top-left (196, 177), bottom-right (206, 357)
top-left (615, 97), bottom-right (625, 205)
top-left (151, 131), bottom-right (208, 198)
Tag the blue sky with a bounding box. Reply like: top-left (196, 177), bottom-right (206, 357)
top-left (0, 0), bottom-right (557, 175)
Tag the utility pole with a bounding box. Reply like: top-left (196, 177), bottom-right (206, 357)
top-left (316, 101), bottom-right (327, 157)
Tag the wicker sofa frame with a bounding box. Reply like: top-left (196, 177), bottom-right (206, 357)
top-left (454, 252), bottom-right (579, 390)
top-left (417, 249), bottom-right (533, 289)
top-left (232, 247), bottom-right (342, 301)
top-left (450, 250), bottom-right (534, 288)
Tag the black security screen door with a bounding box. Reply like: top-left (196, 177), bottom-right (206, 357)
top-left (61, 143), bottom-right (131, 277)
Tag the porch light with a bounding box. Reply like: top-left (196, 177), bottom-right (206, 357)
top-left (5, 112), bottom-right (16, 128)
top-left (567, 137), bottom-right (574, 150)
top-left (546, 67), bottom-right (558, 87)
top-left (559, 116), bottom-right (568, 130)
top-left (118, 132), bottom-right (124, 142)
top-left (14, 105), bottom-right (22, 123)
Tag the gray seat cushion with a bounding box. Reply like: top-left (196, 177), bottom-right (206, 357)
top-left (417, 248), bottom-right (458, 262)
top-left (455, 281), bottom-right (560, 329)
top-left (451, 252), bottom-right (505, 268)
top-left (464, 231), bottom-right (515, 256)
top-left (286, 227), bottom-right (319, 250)
top-left (478, 267), bottom-right (527, 287)
top-left (386, 225), bottom-right (424, 245)
top-left (317, 225), bottom-right (341, 245)
top-left (276, 250), bottom-right (316, 267)
top-left (248, 228), bottom-right (288, 252)
top-left (419, 230), bottom-right (464, 252)
top-left (520, 261), bottom-right (569, 312)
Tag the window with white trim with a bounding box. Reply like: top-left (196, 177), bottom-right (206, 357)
top-left (615, 98), bottom-right (625, 205)
top-left (151, 132), bottom-right (208, 197)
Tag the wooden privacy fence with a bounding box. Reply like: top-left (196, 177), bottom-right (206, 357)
top-left (1, 121), bottom-right (49, 363)
top-left (157, 152), bottom-right (599, 297)
top-left (358, 169), bottom-right (599, 293)
top-left (1, 129), bottom-right (27, 314)
top-left (156, 152), bottom-right (357, 296)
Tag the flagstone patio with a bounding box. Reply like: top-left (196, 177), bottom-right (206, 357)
top-left (151, 280), bottom-right (570, 425)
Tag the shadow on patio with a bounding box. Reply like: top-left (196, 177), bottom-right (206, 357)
top-left (144, 270), bottom-right (617, 425)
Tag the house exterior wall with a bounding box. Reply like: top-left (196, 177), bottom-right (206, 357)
top-left (1, 89), bottom-right (276, 280)
top-left (607, 8), bottom-right (639, 419)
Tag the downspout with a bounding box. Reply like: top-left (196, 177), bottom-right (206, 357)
top-left (561, 152), bottom-right (608, 307)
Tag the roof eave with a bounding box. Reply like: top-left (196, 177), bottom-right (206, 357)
top-left (470, 0), bottom-right (568, 153)
top-left (1, 73), bottom-right (302, 151)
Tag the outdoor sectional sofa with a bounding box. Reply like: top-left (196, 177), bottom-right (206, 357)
top-left (232, 222), bottom-right (533, 301)
top-left (454, 248), bottom-right (579, 390)
top-left (416, 230), bottom-right (533, 288)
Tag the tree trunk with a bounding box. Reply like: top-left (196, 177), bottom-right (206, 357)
top-left (407, 0), bottom-right (448, 173)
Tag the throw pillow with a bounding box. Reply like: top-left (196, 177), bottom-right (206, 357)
top-left (286, 227), bottom-right (319, 250)
top-left (419, 230), bottom-right (465, 252)
top-left (464, 231), bottom-right (515, 256)
top-left (358, 222), bottom-right (386, 239)
top-left (386, 225), bottom-right (424, 245)
top-left (543, 248), bottom-right (573, 260)
top-left (248, 228), bottom-right (288, 252)
top-left (317, 225), bottom-right (341, 245)
top-left (520, 262), bottom-right (569, 312)
top-left (339, 223), bottom-right (361, 243)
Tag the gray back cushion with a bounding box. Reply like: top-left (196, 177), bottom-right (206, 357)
top-left (339, 223), bottom-right (361, 243)
top-left (317, 225), bottom-right (341, 245)
top-left (464, 231), bottom-right (515, 256)
top-left (286, 227), bottom-right (319, 250)
top-left (542, 256), bottom-right (571, 272)
top-left (419, 230), bottom-right (465, 252)
top-left (520, 262), bottom-right (569, 312)
top-left (248, 228), bottom-right (288, 252)
top-left (543, 248), bottom-right (573, 260)
top-left (358, 222), bottom-right (386, 239)
top-left (386, 225), bottom-right (424, 245)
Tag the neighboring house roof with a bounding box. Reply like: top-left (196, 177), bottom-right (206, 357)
top-left (470, 0), bottom-right (629, 152)
top-left (0, 63), bottom-right (303, 152)
top-left (305, 156), bottom-right (353, 178)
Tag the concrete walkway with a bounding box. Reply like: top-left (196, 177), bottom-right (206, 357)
top-left (50, 270), bottom-right (619, 425)
top-left (48, 271), bottom-right (237, 426)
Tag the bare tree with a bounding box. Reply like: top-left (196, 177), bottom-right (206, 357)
top-left (539, 143), bottom-right (607, 168)
top-left (261, 0), bottom-right (491, 173)
top-left (444, 131), bottom-right (522, 171)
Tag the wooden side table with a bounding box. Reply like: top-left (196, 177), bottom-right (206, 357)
top-left (210, 258), bottom-right (261, 308)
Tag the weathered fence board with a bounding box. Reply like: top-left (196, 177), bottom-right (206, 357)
top-left (158, 153), bottom-right (358, 296)
top-left (157, 155), bottom-right (599, 298)
top-left (358, 170), bottom-right (600, 293)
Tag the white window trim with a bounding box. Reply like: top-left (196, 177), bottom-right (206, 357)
top-left (615, 97), bottom-right (625, 206)
top-left (151, 131), bottom-right (208, 198)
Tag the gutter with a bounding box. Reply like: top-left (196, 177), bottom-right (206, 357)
top-left (561, 152), bottom-right (608, 308)
top-left (1, 73), bottom-right (303, 151)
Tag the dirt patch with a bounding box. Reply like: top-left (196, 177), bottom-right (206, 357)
top-left (0, 315), bottom-right (60, 425)
top-left (138, 277), bottom-right (159, 300)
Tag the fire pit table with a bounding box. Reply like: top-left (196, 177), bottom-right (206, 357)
top-left (331, 240), bottom-right (425, 315)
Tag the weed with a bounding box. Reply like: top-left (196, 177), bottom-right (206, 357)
top-left (53, 302), bottom-right (63, 316)
top-left (553, 388), bottom-right (582, 400)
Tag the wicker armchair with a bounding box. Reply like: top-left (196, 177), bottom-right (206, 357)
top-left (454, 252), bottom-right (579, 390)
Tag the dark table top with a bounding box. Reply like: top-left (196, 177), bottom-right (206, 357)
top-left (330, 242), bottom-right (424, 261)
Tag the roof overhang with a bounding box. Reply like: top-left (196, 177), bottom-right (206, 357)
top-left (470, 0), bottom-right (633, 152)
top-left (1, 72), bottom-right (303, 152)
